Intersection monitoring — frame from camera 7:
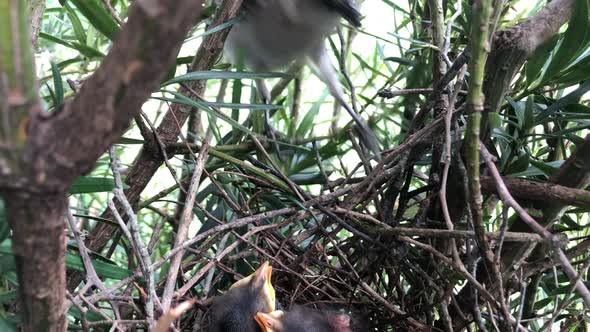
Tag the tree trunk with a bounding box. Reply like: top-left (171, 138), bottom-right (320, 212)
top-left (4, 191), bottom-right (67, 332)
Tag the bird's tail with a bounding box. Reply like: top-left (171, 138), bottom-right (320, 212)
top-left (321, 0), bottom-right (362, 27)
top-left (341, 103), bottom-right (382, 162)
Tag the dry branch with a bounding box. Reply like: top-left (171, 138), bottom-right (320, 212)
top-left (0, 0), bottom-right (202, 330)
top-left (74, 1), bottom-right (244, 290)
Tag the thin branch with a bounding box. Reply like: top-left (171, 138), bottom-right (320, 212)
top-left (480, 143), bottom-right (590, 308)
top-left (101, 0), bottom-right (124, 25)
top-left (108, 147), bottom-right (157, 326)
top-left (161, 132), bottom-right (211, 310)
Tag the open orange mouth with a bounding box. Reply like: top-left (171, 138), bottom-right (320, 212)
top-left (229, 261), bottom-right (275, 312)
top-left (255, 310), bottom-right (285, 332)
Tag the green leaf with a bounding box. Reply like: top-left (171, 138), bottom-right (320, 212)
top-left (0, 199), bottom-right (9, 244)
top-left (176, 56), bottom-right (194, 65)
top-left (186, 16), bottom-right (239, 41)
top-left (530, 159), bottom-right (563, 177)
top-left (72, 213), bottom-right (118, 227)
top-left (290, 171), bottom-right (332, 185)
top-left (511, 160), bottom-right (563, 178)
top-left (0, 290), bottom-right (17, 304)
top-left (296, 92), bottom-right (328, 138)
top-left (292, 140), bottom-right (340, 174)
top-left (381, 0), bottom-right (411, 15)
top-left (0, 241), bottom-right (132, 280)
top-left (553, 54), bottom-right (590, 84)
top-left (65, 251), bottom-right (133, 280)
top-left (387, 32), bottom-right (436, 48)
top-left (0, 255), bottom-right (16, 275)
top-left (560, 214), bottom-right (583, 230)
top-left (533, 297), bottom-right (553, 311)
top-left (383, 56), bottom-right (416, 67)
top-left (525, 35), bottom-right (559, 85)
top-left (543, 0), bottom-right (590, 82)
top-left (68, 0), bottom-right (120, 40)
top-left (162, 71), bottom-right (290, 86)
top-left (39, 32), bottom-right (105, 58)
top-left (0, 315), bottom-right (17, 332)
top-left (50, 60), bottom-right (64, 108)
top-left (69, 176), bottom-right (116, 194)
top-left (45, 82), bottom-right (57, 107)
top-left (523, 96), bottom-right (536, 132)
top-left (230, 69), bottom-right (244, 126)
top-left (352, 53), bottom-right (389, 78)
top-left (536, 81), bottom-right (590, 123)
top-left (69, 305), bottom-right (106, 322)
top-left (487, 112), bottom-right (503, 131)
top-left (156, 91), bottom-right (255, 135)
top-left (56, 57), bottom-right (86, 70)
top-left (64, 2), bottom-right (87, 44)
top-left (376, 42), bottom-right (395, 74)
top-left (2, 272), bottom-right (17, 286)
top-left (506, 96), bottom-right (526, 135)
top-left (190, 102), bottom-right (281, 111)
top-left (117, 137), bottom-right (145, 145)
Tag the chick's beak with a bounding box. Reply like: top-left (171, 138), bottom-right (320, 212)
top-left (229, 261), bottom-right (275, 312)
top-left (255, 311), bottom-right (285, 332)
top-left (259, 262), bottom-right (275, 312)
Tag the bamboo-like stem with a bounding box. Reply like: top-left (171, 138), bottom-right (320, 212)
top-left (0, 0), bottom-right (39, 174)
top-left (465, 0), bottom-right (493, 253)
top-left (465, 0), bottom-right (514, 325)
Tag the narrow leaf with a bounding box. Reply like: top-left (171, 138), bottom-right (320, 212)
top-left (68, 0), bottom-right (120, 40)
top-left (70, 176), bottom-right (116, 194)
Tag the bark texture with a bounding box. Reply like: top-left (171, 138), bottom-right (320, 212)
top-left (1, 0), bottom-right (203, 330)
top-left (481, 0), bottom-right (574, 137)
top-left (27, 0), bottom-right (45, 49)
top-left (480, 175), bottom-right (590, 208)
top-left (4, 193), bottom-right (67, 332)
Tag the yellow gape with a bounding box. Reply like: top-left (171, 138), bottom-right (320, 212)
top-left (208, 261), bottom-right (276, 331)
top-left (229, 261), bottom-right (275, 312)
top-left (255, 310), bottom-right (286, 332)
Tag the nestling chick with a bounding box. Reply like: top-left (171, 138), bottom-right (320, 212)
top-left (207, 261), bottom-right (275, 332)
top-left (224, 0), bottom-right (381, 160)
top-left (255, 306), bottom-right (353, 332)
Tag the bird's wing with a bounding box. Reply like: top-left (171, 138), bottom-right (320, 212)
top-left (243, 0), bottom-right (361, 27)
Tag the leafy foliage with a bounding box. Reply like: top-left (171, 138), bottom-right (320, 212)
top-left (0, 0), bottom-right (589, 330)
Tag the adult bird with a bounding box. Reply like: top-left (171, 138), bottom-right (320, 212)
top-left (255, 306), bottom-right (353, 332)
top-left (207, 261), bottom-right (276, 332)
top-left (224, 0), bottom-right (381, 161)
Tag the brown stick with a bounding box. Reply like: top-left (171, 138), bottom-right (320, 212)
top-left (480, 175), bottom-right (590, 208)
top-left (480, 144), bottom-right (590, 308)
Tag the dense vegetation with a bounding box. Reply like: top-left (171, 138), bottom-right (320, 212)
top-left (0, 0), bottom-right (589, 330)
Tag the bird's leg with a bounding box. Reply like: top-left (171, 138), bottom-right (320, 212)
top-left (309, 46), bottom-right (381, 161)
top-left (255, 79), bottom-right (282, 160)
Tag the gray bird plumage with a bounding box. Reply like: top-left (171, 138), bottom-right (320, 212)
top-left (255, 306), bottom-right (353, 332)
top-left (207, 262), bottom-right (275, 332)
top-left (225, 0), bottom-right (349, 73)
top-left (224, 0), bottom-right (381, 161)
